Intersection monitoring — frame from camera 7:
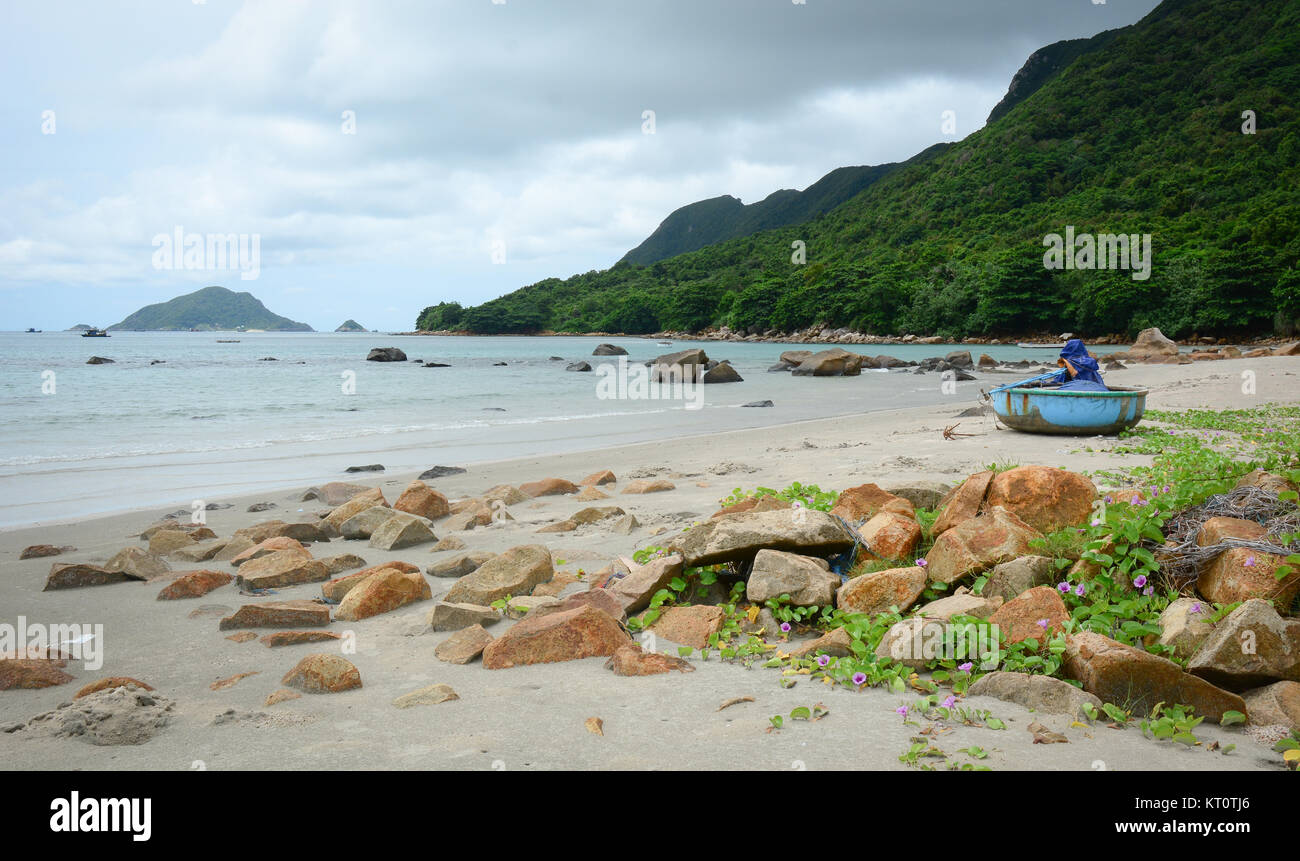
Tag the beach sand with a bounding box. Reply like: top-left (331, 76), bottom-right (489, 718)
top-left (1, 357), bottom-right (1295, 770)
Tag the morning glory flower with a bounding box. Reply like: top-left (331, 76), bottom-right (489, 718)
top-left (817, 654), bottom-right (831, 667)
top-left (853, 672), bottom-right (868, 687)
top-left (1091, 519), bottom-right (1103, 527)
top-left (1162, 485), bottom-right (1171, 494)
top-left (1058, 581), bottom-right (1071, 593)
top-left (1131, 495), bottom-right (1141, 505)
top-left (1075, 583), bottom-right (1087, 597)
top-left (1104, 496), bottom-right (1113, 504)
top-left (1244, 556), bottom-right (1256, 568)
top-left (942, 695), bottom-right (956, 708)
top-left (916, 558), bottom-right (928, 568)
top-left (1191, 602), bottom-right (1202, 614)
top-left (1133, 575), bottom-right (1148, 589)
top-left (1143, 586), bottom-right (1154, 596)
top-left (958, 662), bottom-right (973, 673)
top-left (780, 622), bottom-right (792, 633)
top-left (895, 705), bottom-right (908, 716)
top-left (1036, 619), bottom-right (1049, 630)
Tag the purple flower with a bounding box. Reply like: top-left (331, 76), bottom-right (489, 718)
top-left (1131, 495), bottom-right (1141, 505)
top-left (1075, 582), bottom-right (1087, 597)
top-left (1150, 486), bottom-right (1158, 496)
top-left (958, 662), bottom-right (973, 673)
top-left (1143, 586), bottom-right (1154, 597)
top-left (1090, 519), bottom-right (1103, 527)
top-left (780, 622), bottom-right (792, 633)
top-left (1133, 575), bottom-right (1147, 589)
top-left (1104, 495), bottom-right (1113, 504)
top-left (1162, 485), bottom-right (1171, 494)
top-left (1058, 581), bottom-right (1071, 593)
top-left (916, 558), bottom-right (928, 568)
top-left (942, 695), bottom-right (956, 708)
top-left (895, 705), bottom-right (908, 716)
top-left (816, 654), bottom-right (831, 667)
top-left (853, 672), bottom-right (867, 687)
top-left (1191, 602), bottom-right (1202, 614)
top-left (1036, 618), bottom-right (1049, 630)
top-left (1244, 556), bottom-right (1256, 568)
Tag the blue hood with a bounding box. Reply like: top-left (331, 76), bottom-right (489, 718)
top-left (1053, 339), bottom-right (1105, 387)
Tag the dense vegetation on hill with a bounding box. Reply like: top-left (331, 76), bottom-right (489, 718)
top-left (419, 0), bottom-right (1300, 339)
top-left (110, 286), bottom-right (313, 331)
top-left (335, 319), bottom-right (367, 332)
top-left (620, 160), bottom-right (923, 265)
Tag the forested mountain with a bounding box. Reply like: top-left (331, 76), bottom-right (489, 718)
top-left (110, 286), bottom-right (313, 331)
top-left (419, 0), bottom-right (1300, 339)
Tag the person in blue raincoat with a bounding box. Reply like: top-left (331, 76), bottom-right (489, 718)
top-left (1050, 339), bottom-right (1107, 390)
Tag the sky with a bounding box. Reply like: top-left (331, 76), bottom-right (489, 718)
top-left (0, 0), bottom-right (1162, 332)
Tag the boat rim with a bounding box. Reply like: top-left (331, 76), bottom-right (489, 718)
top-left (1000, 385), bottom-right (1148, 398)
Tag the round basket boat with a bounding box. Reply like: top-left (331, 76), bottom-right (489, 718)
top-left (990, 385), bottom-right (1148, 435)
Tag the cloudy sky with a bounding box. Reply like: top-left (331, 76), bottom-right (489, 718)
top-left (0, 0), bottom-right (1160, 332)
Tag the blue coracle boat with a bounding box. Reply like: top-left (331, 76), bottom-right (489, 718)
top-left (983, 373), bottom-right (1147, 435)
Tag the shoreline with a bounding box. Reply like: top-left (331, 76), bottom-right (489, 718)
top-left (1, 355), bottom-right (1297, 770)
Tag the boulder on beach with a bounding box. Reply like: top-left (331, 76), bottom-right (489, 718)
top-left (333, 567), bottom-right (433, 621)
top-left (565, 361), bottom-right (592, 372)
top-left (444, 544), bottom-right (553, 605)
top-left (790, 348), bottom-right (863, 377)
top-left (669, 509), bottom-right (855, 567)
top-left (419, 465), bottom-right (467, 480)
top-left (745, 549), bottom-right (839, 607)
top-left (340, 505), bottom-right (398, 539)
top-left (702, 362), bottom-right (743, 383)
top-left (592, 343), bottom-right (628, 356)
top-left (43, 562), bottom-right (144, 591)
top-left (1104, 327), bottom-right (1179, 363)
top-left (219, 600), bottom-right (332, 630)
top-left (282, 654), bottom-right (362, 693)
top-left (368, 511), bottom-right (437, 550)
top-left (482, 603), bottom-right (631, 669)
top-left (836, 566), bottom-right (927, 615)
top-left (321, 560), bottom-right (420, 602)
top-left (923, 507), bottom-right (1041, 585)
top-left (984, 466), bottom-right (1096, 534)
top-left (520, 477), bottom-right (579, 498)
top-left (302, 482), bottom-right (372, 505)
top-left (393, 480), bottom-right (450, 520)
top-left (650, 348), bottom-right (709, 382)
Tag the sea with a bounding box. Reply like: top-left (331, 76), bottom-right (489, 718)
top-left (0, 331), bottom-right (1058, 528)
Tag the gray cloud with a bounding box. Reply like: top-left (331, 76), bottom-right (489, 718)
top-left (0, 0), bottom-right (1161, 331)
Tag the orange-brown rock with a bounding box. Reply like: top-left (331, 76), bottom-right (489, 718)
top-left (43, 562), bottom-right (144, 591)
top-left (333, 567), bottom-right (433, 621)
top-left (265, 688), bottom-right (302, 706)
top-left (857, 510), bottom-right (922, 562)
top-left (532, 571), bottom-right (580, 598)
top-left (931, 471), bottom-right (994, 536)
top-left (649, 605), bottom-right (725, 649)
top-left (711, 495), bottom-right (789, 519)
top-left (1197, 547), bottom-right (1298, 605)
top-left (836, 566), bottom-right (927, 615)
top-left (321, 487), bottom-right (388, 533)
top-left (19, 544), bottom-right (72, 560)
top-left (1196, 516), bottom-right (1266, 546)
top-left (234, 549), bottom-right (329, 590)
top-left (923, 507), bottom-right (1041, 586)
top-left (230, 536), bottom-right (308, 566)
top-left (1234, 468), bottom-right (1298, 494)
top-left (1064, 631), bottom-right (1245, 722)
top-left (218, 600), bottom-right (332, 630)
top-left (789, 627), bottom-right (855, 659)
top-left (210, 671), bottom-right (259, 691)
top-left (435, 624), bottom-right (494, 664)
top-left (259, 630), bottom-right (343, 647)
top-left (225, 631), bottom-right (257, 643)
top-left (321, 561), bottom-right (420, 602)
top-left (394, 480), bottom-right (450, 520)
top-left (519, 477), bottom-right (579, 498)
top-left (156, 569), bottom-right (233, 600)
top-left (605, 643), bottom-right (696, 676)
top-left (623, 479), bottom-right (676, 494)
top-left (482, 604), bottom-right (632, 669)
top-left (281, 654), bottom-right (362, 693)
top-left (148, 529), bottom-right (199, 555)
top-left (830, 483), bottom-right (913, 523)
top-left (0, 659), bottom-right (74, 690)
top-left (73, 677), bottom-right (153, 699)
top-left (984, 466), bottom-right (1096, 534)
top-left (987, 585), bottom-right (1069, 644)
top-left (580, 470), bottom-right (617, 486)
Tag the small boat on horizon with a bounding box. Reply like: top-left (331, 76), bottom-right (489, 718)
top-left (80, 328), bottom-right (110, 338)
top-left (26, 327), bottom-right (41, 333)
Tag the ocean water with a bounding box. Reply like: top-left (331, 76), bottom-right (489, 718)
top-left (0, 331), bottom-right (1051, 528)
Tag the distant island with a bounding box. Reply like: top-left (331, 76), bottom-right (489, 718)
top-left (108, 286), bottom-right (313, 332)
top-left (335, 319), bottom-right (367, 332)
top-left (66, 324), bottom-right (93, 331)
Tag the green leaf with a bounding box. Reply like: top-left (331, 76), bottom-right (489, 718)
top-left (1220, 710), bottom-right (1246, 727)
top-left (790, 706), bottom-right (812, 720)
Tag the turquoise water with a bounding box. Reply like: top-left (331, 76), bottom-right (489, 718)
top-left (0, 331), bottom-right (1044, 527)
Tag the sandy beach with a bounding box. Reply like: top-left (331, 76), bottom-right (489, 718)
top-left (1, 356), bottom-right (1296, 771)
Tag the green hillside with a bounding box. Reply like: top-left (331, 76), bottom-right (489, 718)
top-left (420, 0), bottom-right (1300, 339)
top-left (620, 160), bottom-right (916, 265)
top-left (110, 286), bottom-right (313, 331)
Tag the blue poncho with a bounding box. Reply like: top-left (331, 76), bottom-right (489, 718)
top-left (1052, 339), bottom-right (1106, 390)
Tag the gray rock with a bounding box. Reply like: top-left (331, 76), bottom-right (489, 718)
top-left (366, 347), bottom-right (407, 362)
top-left (1187, 599), bottom-right (1300, 690)
top-left (368, 511), bottom-right (437, 550)
top-left (745, 549), bottom-right (838, 606)
top-left (983, 555), bottom-right (1056, 602)
top-left (444, 544), bottom-right (553, 605)
top-left (427, 601), bottom-right (501, 632)
top-left (426, 551), bottom-right (496, 579)
top-left (669, 509), bottom-right (854, 567)
top-left (340, 505), bottom-right (398, 539)
top-left (969, 671), bottom-right (1102, 716)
